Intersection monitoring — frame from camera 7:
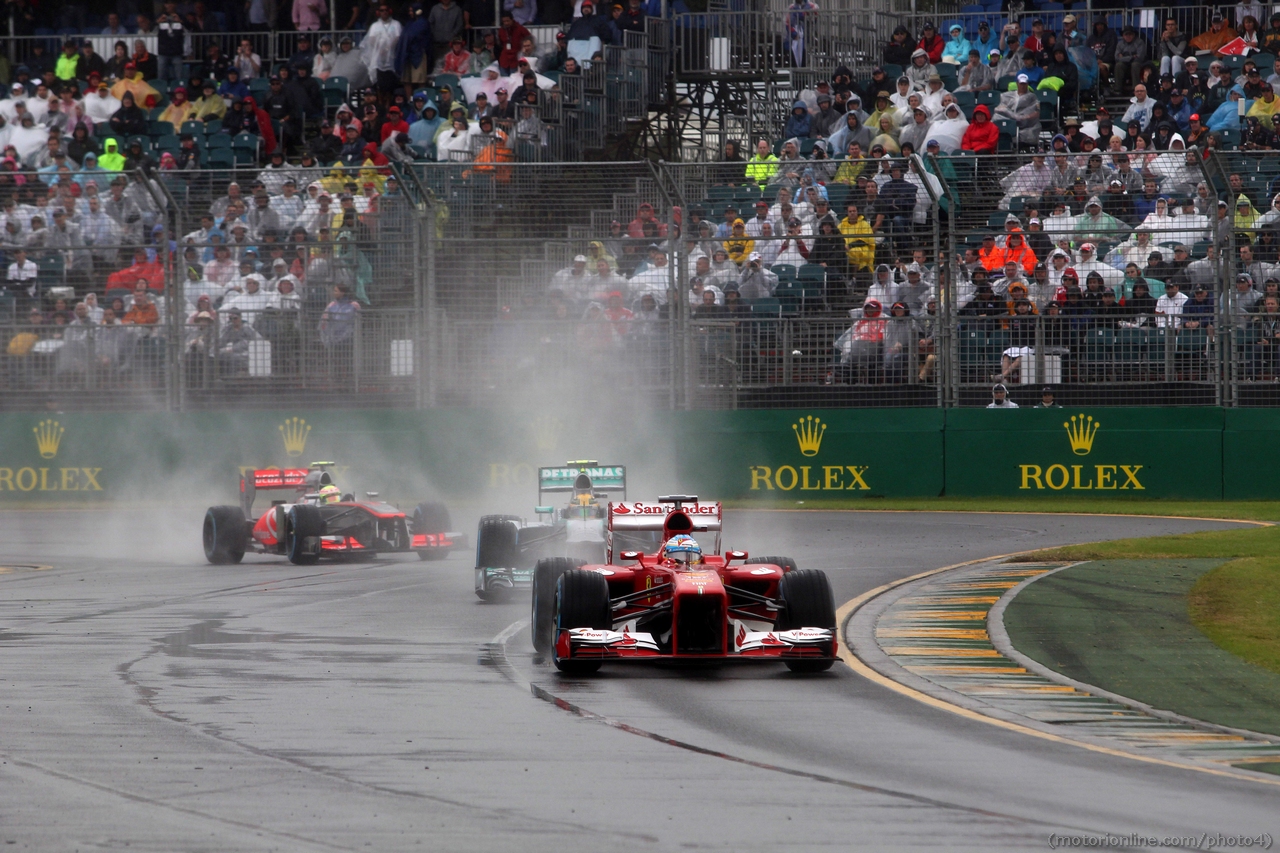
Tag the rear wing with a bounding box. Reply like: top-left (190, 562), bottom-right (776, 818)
top-left (606, 499), bottom-right (722, 562)
top-left (239, 467), bottom-right (333, 516)
top-left (607, 501), bottom-right (722, 532)
top-left (538, 462), bottom-right (626, 501)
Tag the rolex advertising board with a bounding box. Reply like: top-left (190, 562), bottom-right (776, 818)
top-left (676, 409), bottom-right (945, 499)
top-left (943, 408), bottom-right (1224, 499)
top-left (0, 407), bottom-right (1261, 505)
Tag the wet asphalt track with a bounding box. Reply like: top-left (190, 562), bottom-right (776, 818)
top-left (1, 509), bottom-right (1276, 852)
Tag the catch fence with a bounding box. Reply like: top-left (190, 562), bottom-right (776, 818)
top-left (2, 150), bottom-right (1276, 411)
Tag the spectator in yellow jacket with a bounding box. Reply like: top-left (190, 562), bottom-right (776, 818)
top-left (839, 202), bottom-right (876, 272)
top-left (744, 138), bottom-right (779, 187)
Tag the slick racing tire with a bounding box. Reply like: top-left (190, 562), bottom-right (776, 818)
top-left (776, 569), bottom-right (837, 673)
top-left (286, 504), bottom-right (325, 565)
top-left (552, 569), bottom-right (611, 675)
top-left (474, 515), bottom-right (520, 601)
top-left (752, 556), bottom-right (798, 574)
top-left (531, 557), bottom-right (586, 653)
top-left (413, 501), bottom-right (452, 561)
top-left (203, 505), bottom-right (247, 565)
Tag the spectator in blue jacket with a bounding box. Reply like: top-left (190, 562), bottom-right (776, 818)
top-left (972, 21), bottom-right (1000, 61)
top-left (941, 25), bottom-right (971, 65)
top-left (783, 100), bottom-right (813, 138)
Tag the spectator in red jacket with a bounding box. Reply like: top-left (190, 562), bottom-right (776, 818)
top-left (627, 202), bottom-right (669, 238)
top-left (380, 106), bottom-right (410, 141)
top-left (107, 248), bottom-right (165, 291)
top-left (917, 21), bottom-right (945, 64)
top-left (962, 104), bottom-right (998, 154)
top-left (497, 12), bottom-right (531, 72)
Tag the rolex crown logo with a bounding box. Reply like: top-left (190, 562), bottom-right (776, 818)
top-left (1063, 414), bottom-right (1099, 456)
top-left (792, 415), bottom-right (826, 457)
top-left (33, 419), bottom-right (64, 459)
top-left (533, 414), bottom-right (563, 452)
top-left (279, 417), bottom-right (311, 458)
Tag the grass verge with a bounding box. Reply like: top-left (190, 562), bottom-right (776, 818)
top-left (1190, 558), bottom-right (1280, 676)
top-left (1010, 523), bottom-right (1280, 678)
top-left (726, 497), bottom-right (1280, 522)
top-left (1005, 558), bottom-right (1280, 735)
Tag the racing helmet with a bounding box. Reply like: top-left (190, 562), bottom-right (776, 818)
top-left (663, 535), bottom-right (702, 566)
top-left (317, 484), bottom-right (342, 504)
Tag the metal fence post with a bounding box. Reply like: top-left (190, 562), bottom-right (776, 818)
top-left (135, 169), bottom-right (183, 412)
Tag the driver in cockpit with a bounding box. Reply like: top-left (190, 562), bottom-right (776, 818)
top-left (572, 473), bottom-right (597, 507)
top-left (662, 535), bottom-right (703, 567)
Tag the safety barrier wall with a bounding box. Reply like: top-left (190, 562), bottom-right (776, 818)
top-left (1, 406), bottom-right (1267, 504)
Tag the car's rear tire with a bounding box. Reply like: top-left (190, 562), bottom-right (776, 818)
top-left (776, 569), bottom-right (836, 673)
top-left (475, 515), bottom-right (520, 601)
top-left (414, 501), bottom-right (454, 561)
top-left (203, 505), bottom-right (247, 564)
top-left (413, 501), bottom-right (451, 534)
top-left (752, 555), bottom-right (798, 574)
top-left (553, 569), bottom-right (611, 674)
top-left (286, 504), bottom-right (324, 565)
top-left (531, 557), bottom-right (585, 652)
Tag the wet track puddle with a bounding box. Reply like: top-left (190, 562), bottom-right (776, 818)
top-left (858, 562), bottom-right (1280, 782)
top-left (158, 619), bottom-right (410, 664)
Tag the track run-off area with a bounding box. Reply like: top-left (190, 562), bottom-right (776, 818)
top-left (1, 509), bottom-right (1276, 851)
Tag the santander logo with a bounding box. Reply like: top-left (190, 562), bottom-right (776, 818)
top-left (613, 502), bottom-right (719, 516)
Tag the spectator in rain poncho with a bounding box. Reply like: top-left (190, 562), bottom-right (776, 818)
top-left (1000, 151), bottom-right (1053, 204)
top-left (408, 97), bottom-right (441, 157)
top-left (921, 77), bottom-right (950, 116)
top-left (1068, 42), bottom-right (1098, 93)
top-left (1138, 197), bottom-right (1178, 242)
top-left (1109, 229), bottom-right (1158, 270)
top-left (941, 25), bottom-right (971, 65)
top-left (889, 76), bottom-right (913, 112)
top-left (1165, 198), bottom-right (1211, 247)
top-left (956, 49), bottom-right (994, 92)
top-left (897, 91), bottom-right (926, 126)
top-left (1074, 196), bottom-right (1130, 244)
top-left (76, 152), bottom-right (111, 191)
top-left (905, 48), bottom-right (937, 91)
top-left (996, 75), bottom-right (1042, 146)
top-left (844, 93), bottom-right (869, 125)
top-left (827, 112), bottom-right (872, 157)
top-left (380, 132), bottom-right (415, 165)
top-left (835, 299), bottom-right (886, 381)
top-left (1237, 195), bottom-right (1262, 232)
top-left (898, 106), bottom-right (932, 153)
top-left (869, 112), bottom-right (901, 155)
top-left (1146, 134), bottom-right (1199, 197)
top-left (928, 103), bottom-right (968, 152)
top-left (1209, 87), bottom-right (1250, 132)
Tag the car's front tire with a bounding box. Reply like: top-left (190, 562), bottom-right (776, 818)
top-left (776, 569), bottom-right (837, 673)
top-left (531, 557), bottom-right (585, 653)
top-left (552, 569), bottom-right (611, 674)
top-left (286, 504), bottom-right (324, 565)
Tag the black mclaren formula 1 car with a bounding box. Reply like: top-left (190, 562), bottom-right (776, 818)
top-left (202, 462), bottom-right (467, 565)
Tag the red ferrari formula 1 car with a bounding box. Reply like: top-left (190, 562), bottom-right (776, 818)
top-left (202, 462), bottom-right (467, 565)
top-left (529, 496), bottom-right (837, 674)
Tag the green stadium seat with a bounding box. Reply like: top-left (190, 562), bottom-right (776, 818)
top-left (750, 297), bottom-right (782, 316)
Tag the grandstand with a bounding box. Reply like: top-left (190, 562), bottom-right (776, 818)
top-left (0, 3), bottom-right (1269, 411)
